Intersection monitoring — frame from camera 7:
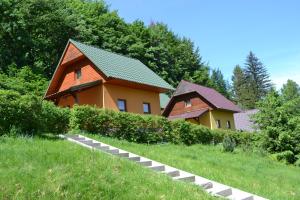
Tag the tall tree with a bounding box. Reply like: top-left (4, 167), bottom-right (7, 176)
top-left (0, 0), bottom-right (210, 88)
top-left (231, 65), bottom-right (253, 108)
top-left (243, 51), bottom-right (272, 108)
top-left (281, 79), bottom-right (300, 101)
top-left (210, 68), bottom-right (230, 98)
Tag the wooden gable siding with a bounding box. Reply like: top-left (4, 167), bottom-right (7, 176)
top-left (61, 43), bottom-right (84, 65)
top-left (58, 57), bottom-right (104, 92)
top-left (169, 93), bottom-right (212, 116)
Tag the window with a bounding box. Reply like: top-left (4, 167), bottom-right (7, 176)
top-left (75, 68), bottom-right (82, 79)
top-left (216, 120), bottom-right (221, 128)
top-left (226, 121), bottom-right (231, 129)
top-left (184, 99), bottom-right (191, 107)
top-left (117, 99), bottom-right (127, 112)
top-left (143, 103), bottom-right (151, 114)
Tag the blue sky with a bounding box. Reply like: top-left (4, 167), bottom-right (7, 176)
top-left (105, 0), bottom-right (300, 88)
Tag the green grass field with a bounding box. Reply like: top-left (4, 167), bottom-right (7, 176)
top-left (0, 136), bottom-right (216, 200)
top-left (86, 134), bottom-right (300, 200)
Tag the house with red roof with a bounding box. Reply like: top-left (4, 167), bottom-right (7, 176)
top-left (44, 39), bottom-right (173, 115)
top-left (162, 80), bottom-right (241, 129)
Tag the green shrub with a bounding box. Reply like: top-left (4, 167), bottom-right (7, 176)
top-left (275, 150), bottom-right (296, 164)
top-left (41, 101), bottom-right (70, 134)
top-left (0, 90), bottom-right (42, 135)
top-left (222, 135), bottom-right (236, 152)
top-left (0, 89), bottom-right (70, 135)
top-left (191, 124), bottom-right (213, 144)
top-left (69, 105), bottom-right (255, 146)
top-left (295, 155), bottom-right (300, 167)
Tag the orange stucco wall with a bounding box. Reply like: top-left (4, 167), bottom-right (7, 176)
top-left (103, 83), bottom-right (161, 115)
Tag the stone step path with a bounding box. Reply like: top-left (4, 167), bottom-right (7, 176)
top-left (60, 134), bottom-right (268, 200)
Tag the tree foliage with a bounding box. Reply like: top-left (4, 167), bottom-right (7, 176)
top-left (0, 0), bottom-right (209, 88)
top-left (210, 68), bottom-right (230, 98)
top-left (232, 52), bottom-right (272, 109)
top-left (281, 79), bottom-right (300, 101)
top-left (254, 86), bottom-right (300, 164)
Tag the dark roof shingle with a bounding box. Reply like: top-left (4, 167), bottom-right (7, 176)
top-left (173, 80), bottom-right (241, 112)
top-left (168, 108), bottom-right (209, 120)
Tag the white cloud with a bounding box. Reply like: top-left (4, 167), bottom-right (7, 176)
top-left (271, 73), bottom-right (300, 89)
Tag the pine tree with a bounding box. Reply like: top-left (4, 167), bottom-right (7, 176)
top-left (210, 68), bottom-right (230, 98)
top-left (231, 65), bottom-right (255, 108)
top-left (281, 79), bottom-right (300, 101)
top-left (244, 51), bottom-right (272, 108)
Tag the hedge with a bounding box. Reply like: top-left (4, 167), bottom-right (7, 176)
top-left (0, 90), bottom-right (70, 135)
top-left (69, 105), bottom-right (258, 146)
top-left (0, 90), bottom-right (257, 147)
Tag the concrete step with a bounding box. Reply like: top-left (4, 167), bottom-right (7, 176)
top-left (66, 134), bottom-right (80, 139)
top-left (199, 182), bottom-right (213, 189)
top-left (127, 156), bottom-right (141, 161)
top-left (137, 160), bottom-right (152, 166)
top-left (104, 149), bottom-right (119, 154)
top-left (227, 189), bottom-right (255, 200)
top-left (174, 175), bottom-right (196, 182)
top-left (164, 170), bottom-right (180, 177)
top-left (207, 184), bottom-right (232, 197)
top-left (94, 145), bottom-right (110, 150)
top-left (117, 152), bottom-right (130, 158)
top-left (149, 165), bottom-right (166, 172)
top-left (62, 134), bottom-right (268, 200)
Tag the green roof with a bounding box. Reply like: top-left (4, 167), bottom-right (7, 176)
top-left (70, 39), bottom-right (173, 90)
top-left (159, 93), bottom-right (170, 109)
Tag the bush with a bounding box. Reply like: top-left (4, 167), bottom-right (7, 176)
top-left (0, 90), bottom-right (42, 135)
top-left (223, 135), bottom-right (236, 152)
top-left (0, 90), bottom-right (69, 135)
top-left (191, 124), bottom-right (213, 144)
top-left (275, 150), bottom-right (296, 164)
top-left (41, 101), bottom-right (70, 134)
top-left (69, 105), bottom-right (255, 146)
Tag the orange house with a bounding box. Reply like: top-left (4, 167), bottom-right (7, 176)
top-left (44, 39), bottom-right (173, 115)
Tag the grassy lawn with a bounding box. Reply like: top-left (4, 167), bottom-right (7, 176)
top-left (0, 136), bottom-right (216, 200)
top-left (86, 134), bottom-right (300, 200)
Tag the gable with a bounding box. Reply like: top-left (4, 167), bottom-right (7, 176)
top-left (58, 58), bottom-right (104, 92)
top-left (61, 43), bottom-right (84, 65)
top-left (172, 80), bottom-right (241, 112)
top-left (45, 42), bottom-right (105, 97)
top-left (165, 92), bottom-right (212, 117)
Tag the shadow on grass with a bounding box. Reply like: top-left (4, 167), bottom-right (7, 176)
top-left (38, 133), bottom-right (62, 141)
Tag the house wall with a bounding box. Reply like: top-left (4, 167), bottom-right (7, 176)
top-left (168, 93), bottom-right (211, 116)
top-left (53, 44), bottom-right (162, 115)
top-left (186, 111), bottom-right (212, 129)
top-left (103, 83), bottom-right (161, 115)
top-left (209, 110), bottom-right (236, 130)
top-left (58, 85), bottom-right (102, 108)
top-left (58, 94), bottom-right (75, 108)
top-left (58, 58), bottom-right (104, 92)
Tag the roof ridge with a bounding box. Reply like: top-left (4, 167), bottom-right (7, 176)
top-left (69, 39), bottom-right (141, 62)
top-left (181, 79), bottom-right (215, 91)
